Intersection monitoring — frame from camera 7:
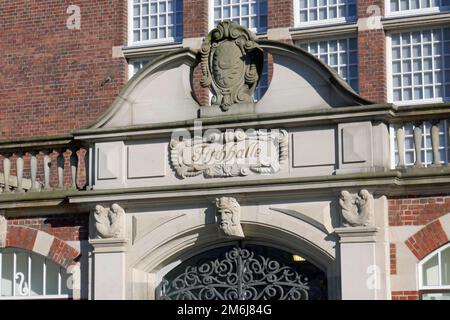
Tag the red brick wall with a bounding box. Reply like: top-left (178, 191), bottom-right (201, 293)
top-left (405, 219), bottom-right (449, 260)
top-left (390, 243), bottom-right (397, 275)
top-left (358, 0), bottom-right (385, 17)
top-left (268, 0), bottom-right (293, 29)
top-left (183, 0), bottom-right (209, 38)
top-left (391, 291), bottom-right (419, 300)
top-left (389, 196), bottom-right (450, 226)
top-left (6, 225), bottom-right (81, 268)
top-left (0, 0), bottom-right (128, 141)
top-left (7, 214), bottom-right (89, 241)
top-left (356, 0), bottom-right (386, 102)
top-left (357, 30), bottom-right (387, 102)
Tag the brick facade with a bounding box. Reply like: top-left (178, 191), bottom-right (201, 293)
top-left (389, 196), bottom-right (450, 226)
top-left (5, 225), bottom-right (81, 268)
top-left (357, 0), bottom-right (385, 17)
top-left (0, 0), bottom-right (128, 141)
top-left (7, 214), bottom-right (89, 241)
top-left (267, 0), bottom-right (293, 29)
top-left (183, 0), bottom-right (209, 38)
top-left (357, 30), bottom-right (387, 102)
top-left (391, 291), bottom-right (420, 300)
top-left (405, 219), bottom-right (449, 260)
top-left (390, 243), bottom-right (397, 275)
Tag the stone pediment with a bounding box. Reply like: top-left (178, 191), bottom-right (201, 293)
top-left (84, 22), bottom-right (371, 130)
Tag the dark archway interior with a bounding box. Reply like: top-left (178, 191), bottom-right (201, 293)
top-left (157, 242), bottom-right (328, 300)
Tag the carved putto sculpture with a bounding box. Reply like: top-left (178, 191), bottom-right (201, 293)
top-left (93, 203), bottom-right (125, 239)
top-left (200, 21), bottom-right (264, 111)
top-left (339, 189), bottom-right (374, 227)
top-left (215, 197), bottom-right (244, 238)
top-left (0, 214), bottom-right (6, 248)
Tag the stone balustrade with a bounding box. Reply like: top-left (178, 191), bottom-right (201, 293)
top-left (0, 137), bottom-right (87, 193)
top-left (392, 120), bottom-right (449, 168)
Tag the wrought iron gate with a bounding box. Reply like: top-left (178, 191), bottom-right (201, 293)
top-left (158, 243), bottom-right (327, 300)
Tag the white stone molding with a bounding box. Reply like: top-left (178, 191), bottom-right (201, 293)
top-left (215, 197), bottom-right (244, 238)
top-left (339, 189), bottom-right (374, 227)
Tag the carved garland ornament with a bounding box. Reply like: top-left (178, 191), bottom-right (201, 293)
top-left (200, 20), bottom-right (263, 110)
top-left (170, 129), bottom-right (288, 178)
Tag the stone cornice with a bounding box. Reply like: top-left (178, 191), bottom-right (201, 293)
top-left (2, 168), bottom-right (450, 209)
top-left (0, 135), bottom-right (73, 153)
top-left (290, 22), bottom-right (358, 41)
top-left (2, 103), bottom-right (449, 145)
top-left (71, 102), bottom-right (450, 141)
top-left (382, 12), bottom-right (450, 31)
top-left (122, 42), bottom-right (184, 59)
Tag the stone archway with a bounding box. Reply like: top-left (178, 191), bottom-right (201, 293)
top-left (128, 208), bottom-right (340, 300)
top-left (156, 241), bottom-right (328, 300)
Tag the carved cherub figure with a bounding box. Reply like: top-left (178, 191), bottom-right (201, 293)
top-left (93, 203), bottom-right (125, 239)
top-left (339, 189), bottom-right (374, 227)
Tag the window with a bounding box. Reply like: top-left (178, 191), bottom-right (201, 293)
top-left (254, 53), bottom-right (269, 101)
top-left (211, 0), bottom-right (268, 33)
top-left (391, 121), bottom-right (450, 168)
top-left (388, 0), bottom-right (450, 16)
top-left (388, 27), bottom-right (450, 104)
top-left (296, 37), bottom-right (359, 91)
top-left (419, 243), bottom-right (450, 300)
top-left (131, 0), bottom-right (183, 45)
top-left (0, 249), bottom-right (72, 299)
top-left (294, 0), bottom-right (357, 26)
top-left (128, 59), bottom-right (151, 79)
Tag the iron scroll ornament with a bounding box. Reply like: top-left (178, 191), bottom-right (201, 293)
top-left (159, 246), bottom-right (312, 300)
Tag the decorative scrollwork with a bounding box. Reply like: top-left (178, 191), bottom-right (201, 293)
top-left (159, 247), bottom-right (311, 300)
top-left (169, 129), bottom-right (289, 179)
top-left (200, 21), bottom-right (263, 110)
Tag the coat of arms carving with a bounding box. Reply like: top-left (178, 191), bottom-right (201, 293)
top-left (200, 20), bottom-right (264, 111)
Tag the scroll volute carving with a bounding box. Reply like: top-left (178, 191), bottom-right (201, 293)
top-left (200, 20), bottom-right (264, 111)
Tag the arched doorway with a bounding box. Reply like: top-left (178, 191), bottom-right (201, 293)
top-left (156, 242), bottom-right (328, 300)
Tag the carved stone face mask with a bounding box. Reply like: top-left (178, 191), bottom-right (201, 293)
top-left (218, 207), bottom-right (234, 234)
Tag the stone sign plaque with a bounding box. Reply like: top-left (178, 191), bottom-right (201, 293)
top-left (170, 129), bottom-right (288, 178)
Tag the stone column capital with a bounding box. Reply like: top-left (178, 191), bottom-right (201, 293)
top-left (89, 238), bottom-right (128, 253)
top-left (334, 226), bottom-right (379, 243)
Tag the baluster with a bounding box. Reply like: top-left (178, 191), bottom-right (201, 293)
top-left (57, 149), bottom-right (65, 190)
top-left (431, 120), bottom-right (441, 166)
top-left (2, 153), bottom-right (11, 193)
top-left (15, 152), bottom-right (24, 193)
top-left (70, 148), bottom-right (79, 190)
top-left (29, 151), bottom-right (39, 192)
top-left (413, 122), bottom-right (424, 167)
top-left (396, 124), bottom-right (406, 168)
top-left (42, 150), bottom-right (52, 191)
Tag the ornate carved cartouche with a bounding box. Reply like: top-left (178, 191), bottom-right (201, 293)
top-left (200, 20), bottom-right (264, 111)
